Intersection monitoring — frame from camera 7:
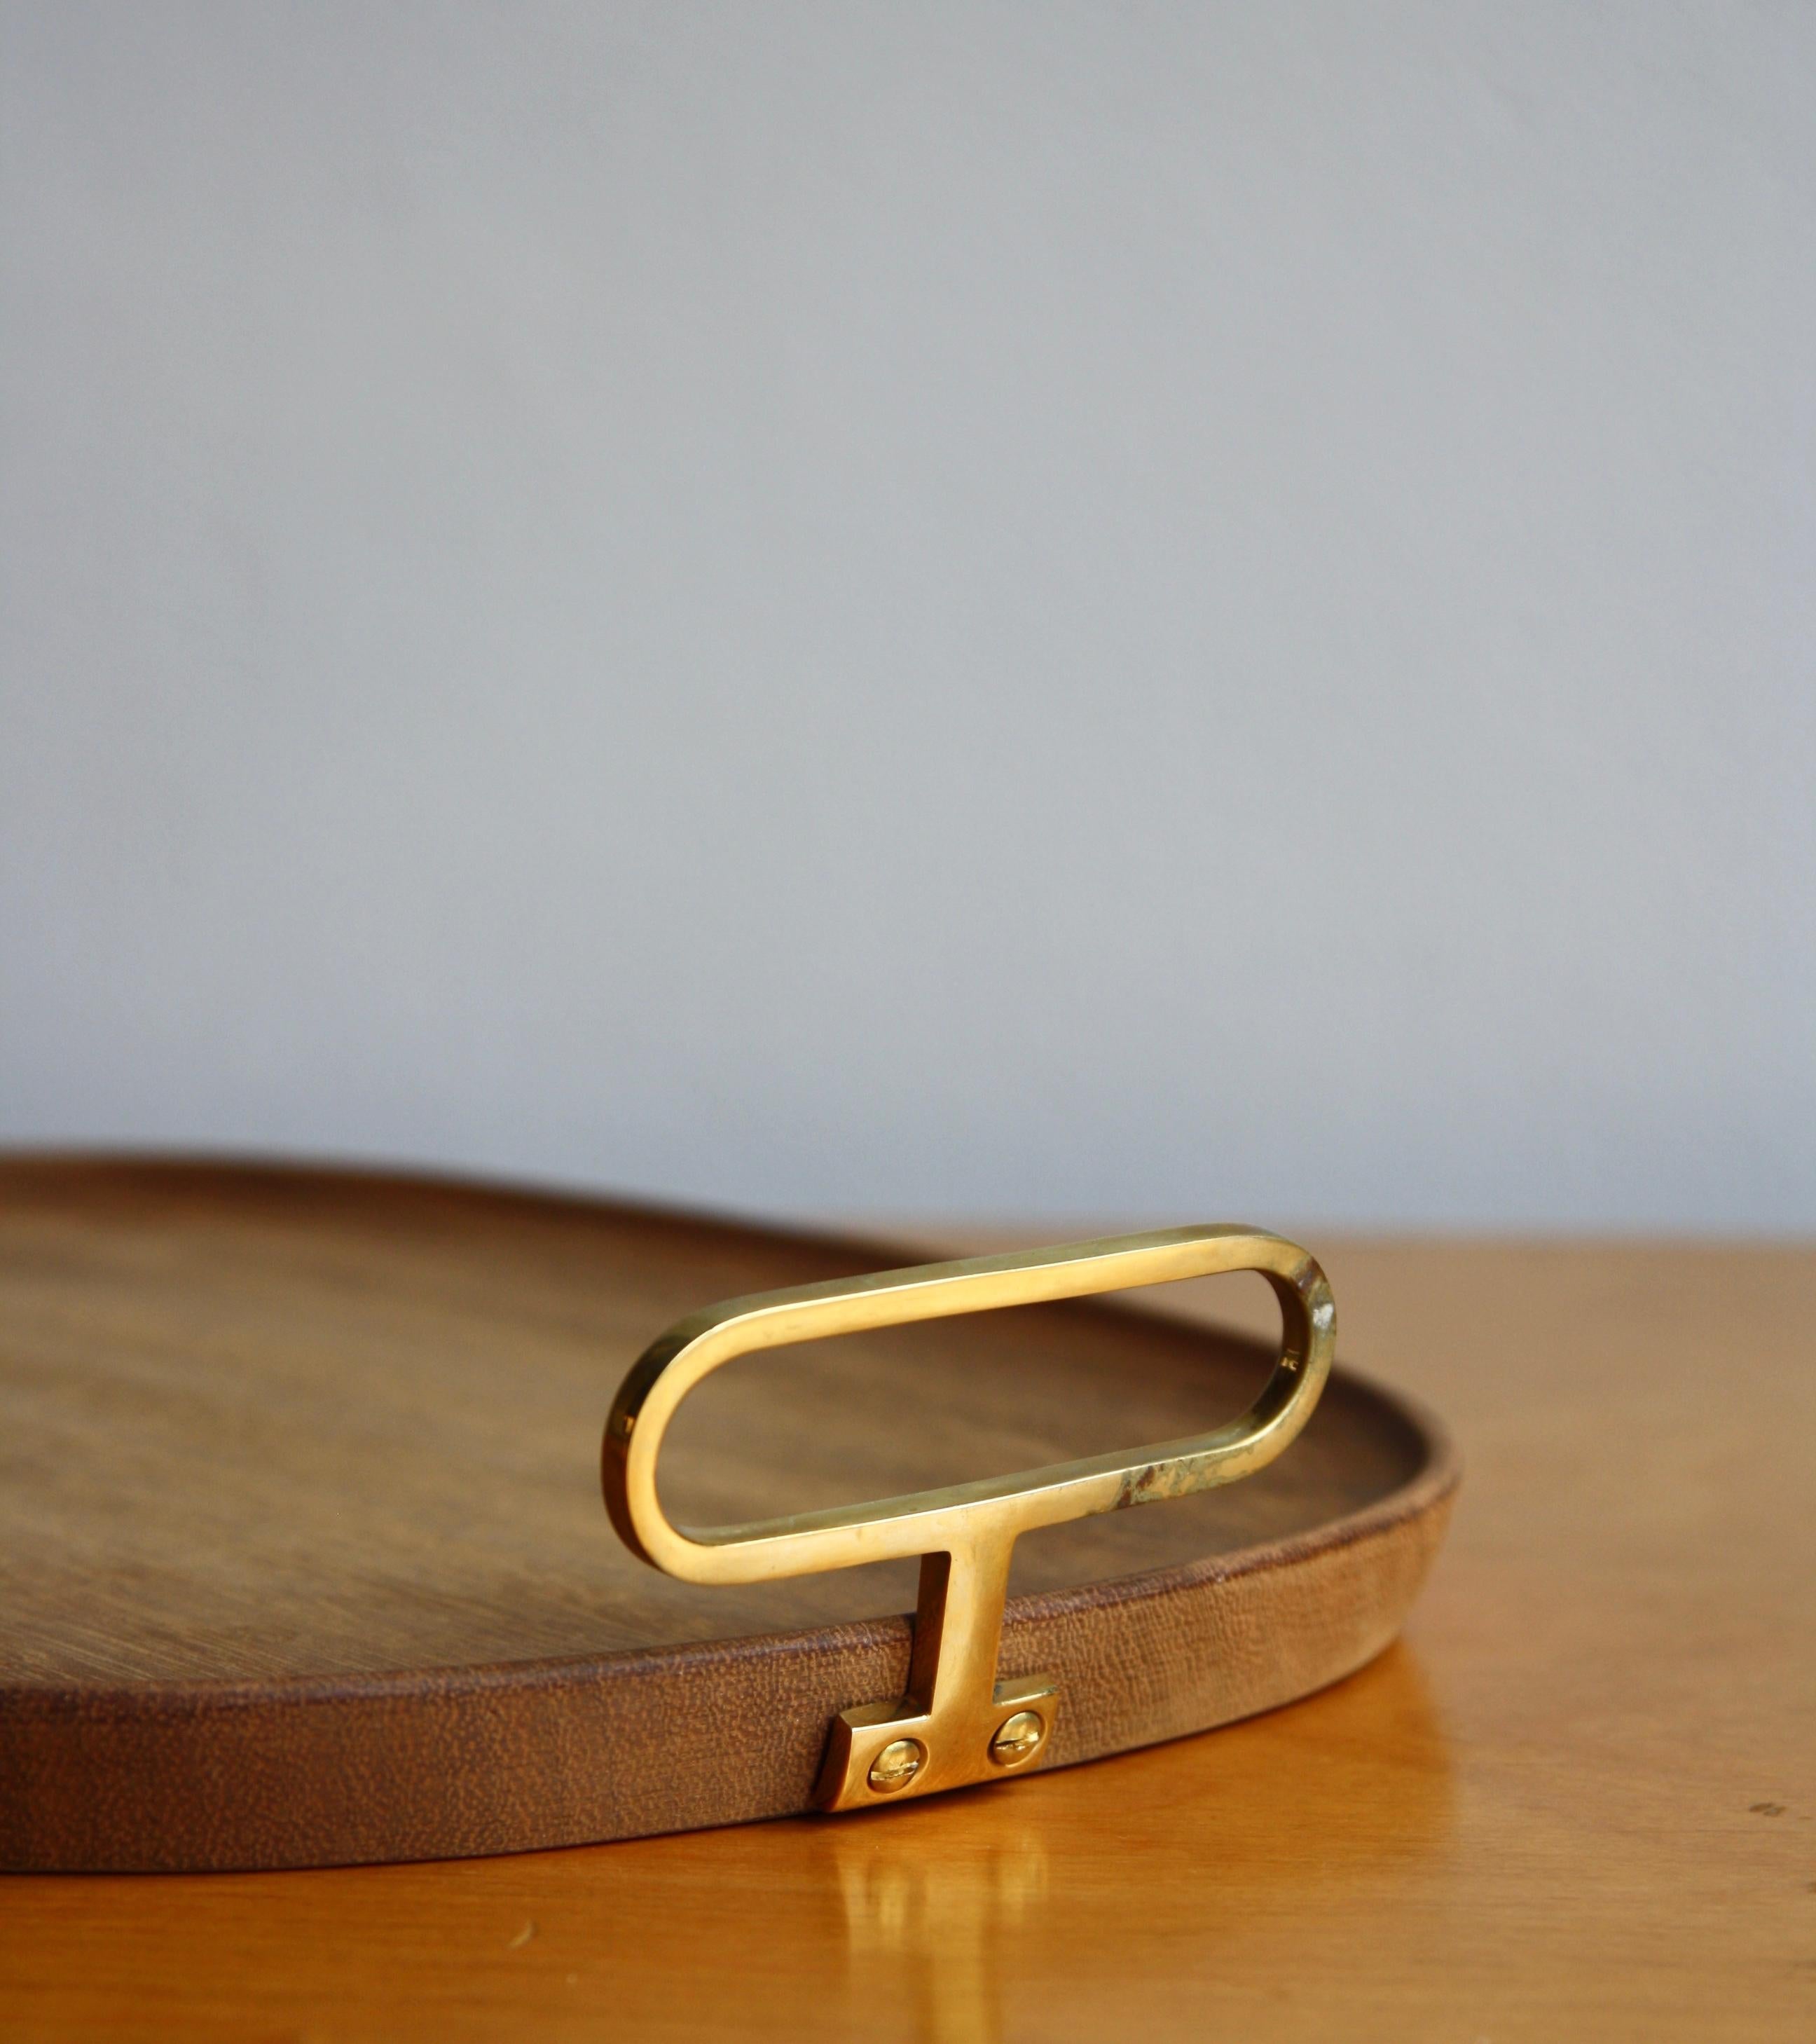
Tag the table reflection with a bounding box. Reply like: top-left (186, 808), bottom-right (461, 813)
top-left (833, 1807), bottom-right (1049, 2044)
top-left (824, 1642), bottom-right (1452, 2044)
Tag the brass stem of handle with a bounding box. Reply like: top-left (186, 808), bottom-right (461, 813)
top-left (603, 1225), bottom-right (1335, 1811)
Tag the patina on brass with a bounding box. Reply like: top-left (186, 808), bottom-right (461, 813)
top-left (603, 1226), bottom-right (1335, 1813)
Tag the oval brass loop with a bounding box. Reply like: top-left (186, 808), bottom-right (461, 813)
top-left (602, 1224), bottom-right (1335, 1589)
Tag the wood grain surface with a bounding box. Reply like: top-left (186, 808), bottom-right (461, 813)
top-left (0, 1160), bottom-right (1450, 1870)
top-left (3, 1184), bottom-right (1810, 2040)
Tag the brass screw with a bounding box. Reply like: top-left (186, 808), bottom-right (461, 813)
top-left (989, 1710), bottom-right (1045, 1768)
top-left (867, 1738), bottom-right (926, 1794)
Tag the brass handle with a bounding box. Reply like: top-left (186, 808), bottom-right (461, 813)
top-left (603, 1225), bottom-right (1335, 1811)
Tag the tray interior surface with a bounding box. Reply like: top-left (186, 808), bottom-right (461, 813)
top-left (0, 1160), bottom-right (1429, 1690)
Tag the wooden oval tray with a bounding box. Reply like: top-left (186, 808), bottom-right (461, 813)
top-left (0, 1159), bottom-right (1458, 1872)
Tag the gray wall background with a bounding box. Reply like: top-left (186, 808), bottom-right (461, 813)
top-left (3, 3), bottom-right (1812, 1228)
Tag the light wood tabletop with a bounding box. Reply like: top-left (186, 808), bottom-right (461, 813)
top-left (3, 1234), bottom-right (1810, 2042)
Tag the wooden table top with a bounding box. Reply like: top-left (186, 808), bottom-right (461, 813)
top-left (4, 1233), bottom-right (1810, 2041)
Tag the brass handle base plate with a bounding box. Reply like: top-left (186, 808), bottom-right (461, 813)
top-left (819, 1673), bottom-right (1060, 1811)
